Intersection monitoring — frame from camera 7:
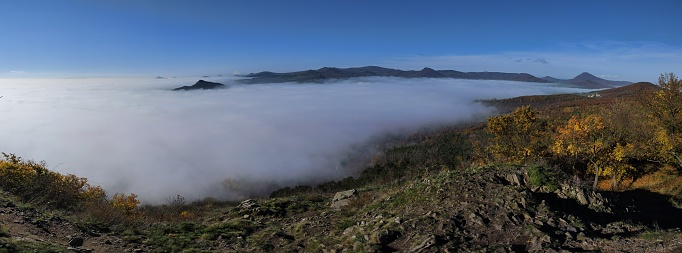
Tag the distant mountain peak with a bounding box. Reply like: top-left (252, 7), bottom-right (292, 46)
top-left (416, 67), bottom-right (445, 77)
top-left (573, 72), bottom-right (599, 81)
top-left (542, 71), bottom-right (632, 88)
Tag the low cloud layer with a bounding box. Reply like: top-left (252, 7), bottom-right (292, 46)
top-left (0, 77), bottom-right (588, 203)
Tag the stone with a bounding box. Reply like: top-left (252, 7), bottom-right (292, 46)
top-left (376, 230), bottom-right (401, 245)
top-left (330, 189), bottom-right (358, 209)
top-left (574, 188), bottom-right (589, 205)
top-left (238, 199), bottom-right (259, 209)
top-left (519, 197), bottom-right (527, 209)
top-left (410, 235), bottom-right (437, 252)
top-left (68, 237), bottom-right (84, 247)
top-left (505, 173), bottom-right (522, 187)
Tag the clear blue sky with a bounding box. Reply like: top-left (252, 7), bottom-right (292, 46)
top-left (2, 0), bottom-right (681, 82)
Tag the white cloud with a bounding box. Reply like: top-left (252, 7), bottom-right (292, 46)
top-left (9, 70), bottom-right (26, 74)
top-left (0, 77), bottom-right (591, 203)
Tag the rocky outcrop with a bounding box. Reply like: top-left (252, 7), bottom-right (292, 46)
top-left (330, 189), bottom-right (358, 209)
top-left (313, 167), bottom-right (679, 252)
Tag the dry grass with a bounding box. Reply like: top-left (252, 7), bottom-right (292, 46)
top-left (596, 165), bottom-right (682, 208)
top-left (629, 165), bottom-right (682, 194)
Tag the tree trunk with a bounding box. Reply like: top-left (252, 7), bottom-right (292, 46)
top-left (592, 165), bottom-right (601, 190)
top-left (672, 152), bottom-right (682, 172)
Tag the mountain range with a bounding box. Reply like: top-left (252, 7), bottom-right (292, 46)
top-left (236, 66), bottom-right (632, 88)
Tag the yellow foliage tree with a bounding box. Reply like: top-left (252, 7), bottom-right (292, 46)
top-left (553, 114), bottom-right (612, 189)
top-left (649, 72), bottom-right (682, 169)
top-left (487, 106), bottom-right (546, 163)
top-left (599, 100), bottom-right (657, 189)
top-left (602, 143), bottom-right (635, 190)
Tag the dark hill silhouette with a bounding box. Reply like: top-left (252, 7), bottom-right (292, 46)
top-left (238, 66), bottom-right (550, 84)
top-left (543, 72), bottom-right (632, 88)
top-left (173, 80), bottom-right (226, 91)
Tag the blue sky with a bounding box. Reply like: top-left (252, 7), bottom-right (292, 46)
top-left (2, 0), bottom-right (681, 82)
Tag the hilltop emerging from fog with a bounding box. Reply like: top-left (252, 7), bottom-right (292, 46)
top-left (236, 66), bottom-right (632, 89)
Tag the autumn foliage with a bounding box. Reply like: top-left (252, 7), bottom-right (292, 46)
top-left (487, 105), bottom-right (547, 163)
top-left (0, 152), bottom-right (107, 210)
top-left (0, 152), bottom-right (139, 221)
top-left (485, 73), bottom-right (682, 190)
top-left (649, 73), bottom-right (682, 168)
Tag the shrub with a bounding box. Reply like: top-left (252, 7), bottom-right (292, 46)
top-left (112, 193), bottom-right (140, 215)
top-left (528, 166), bottom-right (559, 192)
top-left (0, 153), bottom-right (105, 211)
top-left (0, 224), bottom-right (10, 238)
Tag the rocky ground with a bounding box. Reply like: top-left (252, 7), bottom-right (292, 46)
top-left (295, 167), bottom-right (682, 252)
top-left (0, 191), bottom-right (129, 252)
top-left (1, 166), bottom-right (681, 252)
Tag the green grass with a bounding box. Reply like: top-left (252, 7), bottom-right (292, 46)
top-left (0, 225), bottom-right (9, 238)
top-left (0, 238), bottom-right (66, 253)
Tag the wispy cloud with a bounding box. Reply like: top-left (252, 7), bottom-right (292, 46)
top-left (534, 58), bottom-right (549, 64)
top-left (9, 70), bottom-right (26, 74)
top-left (599, 75), bottom-right (620, 79)
top-left (383, 42), bottom-right (682, 82)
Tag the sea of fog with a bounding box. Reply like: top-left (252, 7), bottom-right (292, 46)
top-left (0, 77), bottom-right (590, 203)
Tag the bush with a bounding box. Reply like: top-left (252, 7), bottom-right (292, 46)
top-left (528, 166), bottom-right (559, 192)
top-left (0, 224), bottom-right (10, 238)
top-left (0, 153), bottom-right (141, 226)
top-left (0, 153), bottom-right (106, 211)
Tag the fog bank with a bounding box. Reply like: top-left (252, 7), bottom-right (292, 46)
top-left (0, 77), bottom-right (589, 203)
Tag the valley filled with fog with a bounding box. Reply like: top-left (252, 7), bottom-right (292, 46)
top-left (0, 77), bottom-right (590, 203)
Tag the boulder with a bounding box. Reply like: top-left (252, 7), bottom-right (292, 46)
top-left (68, 237), bottom-right (84, 247)
top-left (330, 189), bottom-right (358, 209)
top-left (238, 199), bottom-right (259, 210)
top-left (505, 173), bottom-right (523, 187)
